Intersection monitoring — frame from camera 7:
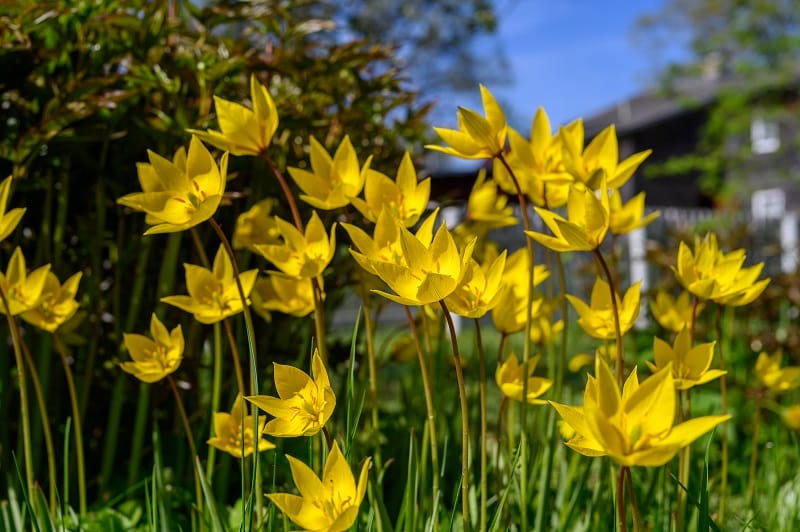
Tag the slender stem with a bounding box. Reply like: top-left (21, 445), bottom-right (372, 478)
top-left (403, 306), bottom-right (440, 506)
top-left (440, 300), bottom-right (470, 531)
top-left (617, 465), bottom-right (628, 532)
top-left (167, 375), bottom-right (203, 516)
top-left (497, 153), bottom-right (535, 531)
top-left (20, 334), bottom-right (57, 511)
top-left (625, 467), bottom-right (642, 532)
top-left (208, 217), bottom-right (262, 526)
top-left (222, 318), bottom-right (246, 397)
top-left (593, 249), bottom-right (624, 387)
top-left (311, 276), bottom-right (328, 364)
top-left (361, 295), bottom-right (382, 468)
top-left (554, 253), bottom-right (569, 401)
top-left (714, 304), bottom-right (729, 522)
top-left (206, 322), bottom-right (223, 481)
top-left (474, 319), bottom-right (488, 532)
top-left (263, 153), bottom-right (305, 233)
top-left (0, 287), bottom-right (34, 500)
top-left (189, 227), bottom-right (211, 267)
top-left (747, 392), bottom-right (763, 508)
top-left (53, 334), bottom-right (87, 516)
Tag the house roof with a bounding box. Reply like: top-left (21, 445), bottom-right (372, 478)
top-left (583, 76), bottom-right (731, 137)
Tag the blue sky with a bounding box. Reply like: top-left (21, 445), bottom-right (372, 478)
top-left (475, 0), bottom-right (691, 129)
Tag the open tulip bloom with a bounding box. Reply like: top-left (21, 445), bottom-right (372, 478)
top-left (551, 358), bottom-right (730, 467)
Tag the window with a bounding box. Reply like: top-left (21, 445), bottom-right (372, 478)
top-left (751, 116), bottom-right (780, 154)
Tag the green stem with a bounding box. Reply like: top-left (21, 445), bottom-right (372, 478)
top-left (53, 334), bottom-right (87, 516)
top-left (20, 334), bottom-right (57, 511)
top-left (714, 304), bottom-right (729, 522)
top-left (474, 319), bottom-right (488, 532)
top-left (403, 306), bottom-right (440, 508)
top-left (311, 276), bottom-right (328, 364)
top-left (206, 322), bottom-right (224, 481)
top-left (554, 253), bottom-right (568, 401)
top-left (747, 392), bottom-right (763, 508)
top-left (0, 287), bottom-right (34, 501)
top-left (362, 295), bottom-right (382, 468)
top-left (440, 300), bottom-right (470, 531)
top-left (222, 318), bottom-right (246, 398)
top-left (625, 467), bottom-right (642, 532)
top-left (208, 217), bottom-right (261, 526)
top-left (616, 465), bottom-right (628, 532)
top-left (593, 249), bottom-right (624, 387)
top-left (167, 375), bottom-right (203, 518)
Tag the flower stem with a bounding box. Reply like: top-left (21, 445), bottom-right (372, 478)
top-left (474, 319), bottom-right (488, 532)
top-left (0, 287), bottom-right (34, 501)
top-left (167, 375), bottom-right (203, 516)
top-left (222, 318), bottom-right (247, 397)
top-left (625, 467), bottom-right (642, 532)
top-left (206, 322), bottom-right (223, 481)
top-left (53, 333), bottom-right (87, 516)
top-left (747, 391), bottom-right (763, 508)
top-left (714, 304), bottom-right (730, 522)
top-left (617, 465), bottom-right (628, 532)
top-left (404, 306), bottom-right (440, 507)
top-left (593, 249), bottom-right (624, 387)
top-left (362, 295), bottom-right (382, 468)
top-left (440, 300), bottom-right (470, 531)
top-left (20, 335), bottom-right (57, 511)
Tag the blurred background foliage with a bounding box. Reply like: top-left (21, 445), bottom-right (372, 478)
top-left (0, 0), bottom-right (502, 508)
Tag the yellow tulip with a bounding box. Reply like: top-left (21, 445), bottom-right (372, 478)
top-left (161, 245), bottom-right (258, 324)
top-left (188, 74), bottom-right (279, 156)
top-left (251, 274), bottom-right (316, 320)
top-left (608, 189), bottom-right (660, 235)
top-left (232, 198), bottom-right (282, 252)
top-left (21, 271), bottom-right (82, 332)
top-left (551, 358), bottom-right (731, 466)
top-left (782, 404), bottom-right (800, 430)
top-left (566, 277), bottom-right (641, 340)
top-left (0, 176), bottom-right (26, 243)
top-left (463, 169), bottom-right (518, 231)
top-left (119, 313), bottom-right (183, 383)
top-left (427, 84), bottom-right (507, 159)
top-left (247, 349), bottom-right (335, 437)
top-left (561, 122), bottom-right (651, 190)
top-left (495, 353), bottom-right (553, 404)
top-left (256, 211), bottom-right (335, 279)
top-left (267, 441), bottom-right (370, 532)
top-left (673, 232), bottom-right (770, 306)
top-left (647, 327), bottom-right (725, 390)
top-left (117, 136), bottom-right (228, 235)
top-left (0, 248), bottom-right (50, 316)
top-left (649, 289), bottom-right (701, 333)
top-left (206, 394), bottom-right (274, 458)
top-left (755, 350), bottom-right (800, 392)
top-left (444, 251), bottom-right (506, 318)
top-left (526, 180), bottom-right (610, 252)
top-left (350, 152), bottom-right (430, 227)
top-left (288, 136), bottom-right (368, 210)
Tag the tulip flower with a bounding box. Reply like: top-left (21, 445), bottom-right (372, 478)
top-left (647, 327), bottom-right (725, 390)
top-left (526, 180), bottom-right (611, 252)
top-left (207, 394), bottom-right (274, 458)
top-left (550, 358), bottom-right (731, 466)
top-left (256, 211), bottom-right (336, 279)
top-left (464, 170), bottom-right (518, 230)
top-left (117, 136), bottom-right (228, 235)
top-left (649, 289), bottom-right (701, 333)
top-left (566, 277), bottom-right (641, 340)
top-left (673, 232), bottom-right (770, 306)
top-left (427, 84), bottom-right (507, 159)
top-left (21, 271), bottom-right (82, 332)
top-left (350, 152), bottom-right (430, 227)
top-left (251, 274), bottom-right (316, 320)
top-left (0, 248), bottom-right (50, 316)
top-left (161, 245), bottom-right (258, 324)
top-left (561, 122), bottom-right (651, 190)
top-left (608, 189), bottom-right (660, 235)
top-left (247, 349), bottom-right (335, 437)
top-left (288, 136), bottom-right (368, 210)
top-left (444, 251), bottom-right (506, 318)
top-left (755, 350), bottom-right (800, 392)
top-left (0, 176), bottom-right (26, 243)
top-left (782, 404), bottom-right (800, 430)
top-left (232, 198), bottom-right (282, 252)
top-left (267, 441), bottom-right (370, 531)
top-left (188, 74), bottom-right (279, 156)
top-left (495, 353), bottom-right (553, 404)
top-left (119, 313), bottom-right (183, 383)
